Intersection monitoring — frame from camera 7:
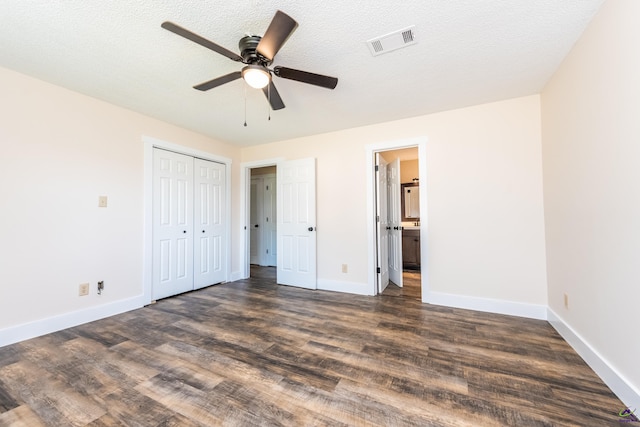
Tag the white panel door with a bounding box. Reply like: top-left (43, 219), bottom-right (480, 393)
top-left (152, 149), bottom-right (194, 300)
top-left (388, 158), bottom-right (403, 287)
top-left (277, 158), bottom-right (316, 289)
top-left (376, 153), bottom-right (390, 293)
top-left (249, 178), bottom-right (263, 265)
top-left (263, 175), bottom-right (277, 267)
top-left (193, 158), bottom-right (226, 289)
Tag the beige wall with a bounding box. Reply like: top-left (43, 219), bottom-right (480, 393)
top-left (541, 0), bottom-right (640, 397)
top-left (400, 159), bottom-right (419, 184)
top-left (0, 66), bottom-right (241, 331)
top-left (242, 94), bottom-right (547, 306)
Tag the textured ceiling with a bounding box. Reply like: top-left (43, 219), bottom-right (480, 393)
top-left (0, 1), bottom-right (604, 146)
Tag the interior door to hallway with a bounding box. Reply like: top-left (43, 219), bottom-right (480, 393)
top-left (277, 158), bottom-right (316, 289)
top-left (263, 175), bottom-right (277, 266)
top-left (249, 178), bottom-right (263, 265)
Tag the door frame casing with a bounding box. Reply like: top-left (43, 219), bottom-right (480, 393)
top-left (240, 158), bottom-right (285, 279)
top-left (366, 137), bottom-right (429, 301)
top-left (143, 136), bottom-right (232, 305)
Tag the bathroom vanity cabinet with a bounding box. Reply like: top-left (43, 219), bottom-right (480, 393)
top-left (402, 228), bottom-right (420, 270)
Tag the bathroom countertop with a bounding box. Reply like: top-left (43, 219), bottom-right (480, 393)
top-left (402, 225), bottom-right (420, 230)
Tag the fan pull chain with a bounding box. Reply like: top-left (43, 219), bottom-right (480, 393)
top-left (244, 83), bottom-right (247, 127)
top-left (267, 81), bottom-right (271, 121)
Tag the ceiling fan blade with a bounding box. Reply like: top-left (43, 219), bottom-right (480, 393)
top-left (274, 66), bottom-right (338, 89)
top-left (256, 10), bottom-right (298, 61)
top-left (161, 21), bottom-right (243, 62)
top-left (193, 71), bottom-right (242, 91)
top-left (261, 81), bottom-right (285, 110)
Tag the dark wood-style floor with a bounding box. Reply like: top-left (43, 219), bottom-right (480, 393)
top-left (381, 270), bottom-right (422, 300)
top-left (0, 267), bottom-right (625, 426)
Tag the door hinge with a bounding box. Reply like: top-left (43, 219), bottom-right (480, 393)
top-left (376, 215), bottom-right (380, 222)
top-left (266, 249), bottom-right (269, 254)
top-left (266, 217), bottom-right (269, 222)
top-left (375, 165), bottom-right (379, 172)
top-left (377, 267), bottom-right (381, 273)
top-left (266, 185), bottom-right (269, 190)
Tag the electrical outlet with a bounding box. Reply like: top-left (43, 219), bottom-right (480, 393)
top-left (564, 293), bottom-right (569, 309)
top-left (79, 283), bottom-right (89, 296)
top-left (341, 264), bottom-right (348, 273)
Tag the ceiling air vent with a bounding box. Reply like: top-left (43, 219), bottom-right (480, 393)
top-left (366, 25), bottom-right (417, 57)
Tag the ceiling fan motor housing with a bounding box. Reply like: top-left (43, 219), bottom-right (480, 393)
top-left (239, 35), bottom-right (269, 65)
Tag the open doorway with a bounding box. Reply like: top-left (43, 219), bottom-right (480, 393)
top-left (374, 147), bottom-right (422, 301)
top-left (240, 161), bottom-right (279, 281)
top-left (250, 166), bottom-right (277, 268)
top-left (248, 166), bottom-right (277, 280)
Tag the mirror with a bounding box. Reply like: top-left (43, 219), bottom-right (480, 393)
top-left (401, 183), bottom-right (420, 220)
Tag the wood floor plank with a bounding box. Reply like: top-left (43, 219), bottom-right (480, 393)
top-left (57, 337), bottom-right (158, 397)
top-left (0, 404), bottom-right (47, 427)
top-left (0, 380), bottom-right (20, 414)
top-left (302, 340), bottom-right (469, 396)
top-left (97, 387), bottom-right (181, 427)
top-left (0, 360), bottom-right (106, 426)
top-left (152, 341), bottom-right (349, 426)
top-left (85, 413), bottom-right (127, 426)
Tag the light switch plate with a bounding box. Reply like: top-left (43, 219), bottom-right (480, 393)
top-left (98, 196), bottom-right (108, 207)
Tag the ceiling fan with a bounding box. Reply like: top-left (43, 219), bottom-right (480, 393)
top-left (161, 10), bottom-right (338, 111)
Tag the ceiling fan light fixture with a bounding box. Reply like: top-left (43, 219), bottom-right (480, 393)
top-left (242, 65), bottom-right (270, 89)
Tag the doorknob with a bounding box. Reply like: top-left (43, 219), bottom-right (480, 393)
top-left (393, 226), bottom-right (399, 230)
top-left (254, 224), bottom-right (259, 228)
top-left (183, 230), bottom-right (187, 233)
top-left (202, 230), bottom-right (205, 233)
top-left (386, 226), bottom-right (391, 230)
top-left (308, 227), bottom-right (314, 232)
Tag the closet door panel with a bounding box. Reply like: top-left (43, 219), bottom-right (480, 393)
top-left (152, 149), bottom-right (194, 300)
top-left (194, 158), bottom-right (226, 289)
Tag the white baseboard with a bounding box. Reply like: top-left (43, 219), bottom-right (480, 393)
top-left (426, 291), bottom-right (547, 320)
top-left (0, 296), bottom-right (146, 348)
top-left (547, 308), bottom-right (640, 409)
top-left (317, 279), bottom-right (373, 296)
